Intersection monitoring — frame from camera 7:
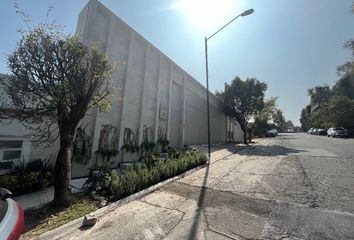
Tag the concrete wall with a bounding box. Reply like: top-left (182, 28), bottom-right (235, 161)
top-left (0, 0), bottom-right (243, 177)
top-left (74, 0), bottom-right (243, 176)
top-left (0, 78), bottom-right (59, 175)
top-left (76, 0), bottom-right (241, 144)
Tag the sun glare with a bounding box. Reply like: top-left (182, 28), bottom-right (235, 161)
top-left (172, 0), bottom-right (237, 31)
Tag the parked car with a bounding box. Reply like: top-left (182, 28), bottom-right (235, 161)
top-left (269, 129), bottom-right (278, 136)
top-left (307, 128), bottom-right (314, 134)
top-left (286, 128), bottom-right (295, 133)
top-left (265, 130), bottom-right (277, 137)
top-left (317, 129), bottom-right (327, 136)
top-left (312, 128), bottom-right (319, 135)
top-left (0, 188), bottom-right (24, 240)
top-left (327, 127), bottom-right (349, 138)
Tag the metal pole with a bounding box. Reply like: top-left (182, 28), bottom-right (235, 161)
top-left (207, 14), bottom-right (241, 41)
top-left (204, 9), bottom-right (253, 163)
top-left (205, 37), bottom-right (211, 162)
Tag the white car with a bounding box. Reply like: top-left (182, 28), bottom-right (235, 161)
top-left (286, 128), bottom-right (295, 133)
top-left (327, 127), bottom-right (349, 138)
top-left (0, 188), bottom-right (24, 240)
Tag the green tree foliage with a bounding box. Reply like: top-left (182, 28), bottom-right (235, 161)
top-left (300, 107), bottom-right (311, 131)
top-left (273, 109), bottom-right (286, 132)
top-left (286, 120), bottom-right (294, 128)
top-left (336, 38), bottom-right (354, 98)
top-left (302, 2), bottom-right (354, 135)
top-left (255, 97), bottom-right (278, 123)
top-left (253, 97), bottom-right (278, 136)
top-left (300, 85), bottom-right (354, 134)
top-left (301, 3), bottom-right (354, 135)
top-left (308, 96), bottom-right (354, 133)
top-left (307, 85), bottom-right (331, 106)
top-left (332, 75), bottom-right (354, 99)
top-left (252, 98), bottom-right (287, 137)
top-left (216, 77), bottom-right (267, 144)
top-left (0, 24), bottom-right (115, 207)
top-left (301, 46), bottom-right (354, 134)
top-left (326, 96), bottom-right (354, 133)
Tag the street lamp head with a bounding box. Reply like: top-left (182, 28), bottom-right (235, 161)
top-left (241, 9), bottom-right (254, 17)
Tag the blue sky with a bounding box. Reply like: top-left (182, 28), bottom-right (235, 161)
top-left (0, 0), bottom-right (353, 125)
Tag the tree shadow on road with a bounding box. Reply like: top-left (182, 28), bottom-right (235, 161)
top-left (231, 145), bottom-right (306, 157)
top-left (266, 137), bottom-right (300, 140)
top-left (184, 144), bottom-right (305, 238)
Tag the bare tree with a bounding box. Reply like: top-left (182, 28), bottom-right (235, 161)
top-left (0, 24), bottom-right (116, 207)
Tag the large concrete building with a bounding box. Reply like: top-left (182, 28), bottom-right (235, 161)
top-left (0, 0), bottom-right (242, 177)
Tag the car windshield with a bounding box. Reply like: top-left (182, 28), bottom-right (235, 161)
top-left (0, 200), bottom-right (7, 223)
top-left (334, 127), bottom-right (344, 131)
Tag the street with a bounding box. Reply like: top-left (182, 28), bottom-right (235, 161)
top-left (45, 133), bottom-right (354, 240)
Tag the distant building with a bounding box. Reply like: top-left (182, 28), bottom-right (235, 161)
top-left (0, 0), bottom-right (242, 177)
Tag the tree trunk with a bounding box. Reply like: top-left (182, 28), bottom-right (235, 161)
top-left (243, 131), bottom-right (248, 144)
top-left (53, 133), bottom-right (74, 207)
top-left (240, 124), bottom-right (248, 145)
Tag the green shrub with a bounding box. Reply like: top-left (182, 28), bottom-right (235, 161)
top-left (83, 165), bottom-right (113, 196)
top-left (22, 171), bottom-right (40, 188)
top-left (168, 148), bottom-right (183, 159)
top-left (0, 175), bottom-right (17, 189)
top-left (85, 150), bottom-right (207, 201)
top-left (109, 151), bottom-right (207, 200)
top-left (0, 158), bottom-right (54, 195)
top-left (149, 167), bottom-right (160, 184)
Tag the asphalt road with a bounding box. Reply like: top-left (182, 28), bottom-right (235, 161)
top-left (45, 133), bottom-right (354, 240)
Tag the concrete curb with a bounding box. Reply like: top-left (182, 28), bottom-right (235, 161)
top-left (37, 163), bottom-right (207, 240)
top-left (37, 144), bottom-right (250, 240)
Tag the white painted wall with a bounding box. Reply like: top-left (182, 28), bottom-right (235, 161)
top-left (0, 78), bottom-right (59, 175)
top-left (74, 0), bottom-right (243, 176)
top-left (0, 0), bottom-right (243, 177)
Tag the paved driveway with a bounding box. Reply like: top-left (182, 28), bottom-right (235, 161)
top-left (43, 134), bottom-right (354, 239)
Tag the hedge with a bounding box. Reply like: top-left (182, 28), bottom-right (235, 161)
top-left (84, 150), bottom-right (207, 200)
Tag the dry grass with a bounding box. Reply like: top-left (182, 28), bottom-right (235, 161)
top-left (22, 196), bottom-right (97, 239)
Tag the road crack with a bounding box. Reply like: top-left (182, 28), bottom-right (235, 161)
top-left (139, 199), bottom-right (186, 216)
top-left (294, 156), bottom-right (320, 208)
top-left (139, 199), bottom-right (187, 240)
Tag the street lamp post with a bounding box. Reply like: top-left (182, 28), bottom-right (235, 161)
top-left (205, 8), bottom-right (254, 162)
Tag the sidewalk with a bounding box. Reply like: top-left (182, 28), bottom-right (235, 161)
top-left (37, 142), bottom-right (251, 240)
top-left (15, 142), bottom-right (250, 210)
top-left (192, 142), bottom-right (248, 163)
top-left (14, 178), bottom-right (87, 210)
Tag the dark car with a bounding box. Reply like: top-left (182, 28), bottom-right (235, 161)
top-left (265, 130), bottom-right (276, 137)
top-left (317, 129), bottom-right (327, 136)
top-left (0, 188), bottom-right (24, 240)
